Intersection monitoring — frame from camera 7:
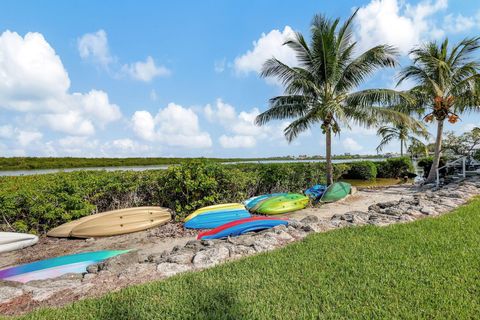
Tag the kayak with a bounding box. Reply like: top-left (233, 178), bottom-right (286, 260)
top-left (243, 193), bottom-right (288, 211)
top-left (47, 207), bottom-right (171, 238)
top-left (184, 207), bottom-right (251, 229)
top-left (184, 203), bottom-right (245, 222)
top-left (320, 182), bottom-right (351, 203)
top-left (256, 193), bottom-right (309, 215)
top-left (0, 250), bottom-right (129, 283)
top-left (304, 184), bottom-right (327, 200)
top-left (0, 232), bottom-right (38, 254)
top-left (197, 217), bottom-right (289, 240)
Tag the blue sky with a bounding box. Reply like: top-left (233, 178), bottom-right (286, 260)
top-left (0, 0), bottom-right (479, 158)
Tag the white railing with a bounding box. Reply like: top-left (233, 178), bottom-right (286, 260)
top-left (436, 156), bottom-right (466, 187)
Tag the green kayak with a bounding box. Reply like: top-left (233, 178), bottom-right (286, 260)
top-left (320, 182), bottom-right (351, 203)
top-left (256, 193), bottom-right (309, 215)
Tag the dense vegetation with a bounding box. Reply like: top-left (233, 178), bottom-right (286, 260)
top-left (0, 159), bottom-right (412, 234)
top-left (0, 155), bottom-right (388, 171)
top-left (18, 198), bottom-right (480, 319)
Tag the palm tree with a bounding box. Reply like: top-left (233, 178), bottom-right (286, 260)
top-left (397, 37), bottom-right (480, 182)
top-left (255, 11), bottom-right (414, 185)
top-left (376, 123), bottom-right (430, 156)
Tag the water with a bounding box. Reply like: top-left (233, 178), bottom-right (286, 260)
top-left (0, 158), bottom-right (386, 177)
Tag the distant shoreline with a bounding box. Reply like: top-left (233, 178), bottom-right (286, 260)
top-left (0, 155), bottom-right (390, 172)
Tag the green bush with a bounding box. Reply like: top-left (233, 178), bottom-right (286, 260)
top-left (417, 157), bottom-right (447, 178)
top-left (0, 160), bottom-right (355, 234)
top-left (474, 149), bottom-right (480, 161)
top-left (375, 157), bottom-right (414, 178)
top-left (342, 161), bottom-right (377, 180)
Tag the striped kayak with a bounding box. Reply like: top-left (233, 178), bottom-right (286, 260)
top-left (184, 205), bottom-right (251, 229)
top-left (243, 193), bottom-right (288, 211)
top-left (184, 203), bottom-right (245, 222)
top-left (320, 182), bottom-right (351, 203)
top-left (0, 250), bottom-right (129, 283)
top-left (256, 193), bottom-right (309, 215)
top-left (197, 217), bottom-right (289, 240)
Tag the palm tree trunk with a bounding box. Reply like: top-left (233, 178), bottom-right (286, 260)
top-left (326, 127), bottom-right (333, 185)
top-left (400, 140), bottom-right (404, 157)
top-left (426, 120), bottom-right (444, 182)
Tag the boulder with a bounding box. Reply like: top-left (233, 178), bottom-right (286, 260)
top-left (0, 282), bottom-right (24, 304)
top-left (166, 248), bottom-right (195, 265)
top-left (300, 215), bottom-right (319, 224)
top-left (156, 263), bottom-right (192, 277)
top-left (192, 246), bottom-right (230, 268)
top-left (94, 250), bottom-right (140, 274)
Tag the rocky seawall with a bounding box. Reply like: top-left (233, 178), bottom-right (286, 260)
top-left (1, 177), bottom-right (479, 315)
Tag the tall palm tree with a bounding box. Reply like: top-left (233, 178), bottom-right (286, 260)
top-left (255, 11), bottom-right (414, 185)
top-left (397, 37), bottom-right (480, 182)
top-left (376, 123), bottom-right (430, 156)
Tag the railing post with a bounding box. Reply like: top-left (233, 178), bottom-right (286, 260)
top-left (463, 157), bottom-right (466, 178)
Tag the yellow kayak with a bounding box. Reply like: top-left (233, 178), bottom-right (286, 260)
top-left (184, 203), bottom-right (245, 222)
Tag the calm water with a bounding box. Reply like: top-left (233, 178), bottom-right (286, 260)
top-left (0, 158), bottom-right (386, 177)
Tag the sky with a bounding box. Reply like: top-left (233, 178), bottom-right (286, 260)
top-left (0, 0), bottom-right (479, 158)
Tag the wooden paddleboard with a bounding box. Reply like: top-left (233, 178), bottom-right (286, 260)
top-left (47, 207), bottom-right (172, 238)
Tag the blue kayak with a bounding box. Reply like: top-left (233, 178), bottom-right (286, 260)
top-left (243, 193), bottom-right (288, 211)
top-left (304, 184), bottom-right (327, 200)
top-left (184, 208), bottom-right (251, 229)
top-left (197, 217), bottom-right (289, 240)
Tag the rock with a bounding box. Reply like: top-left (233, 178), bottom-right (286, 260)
top-left (286, 226), bottom-right (309, 239)
top-left (119, 263), bottom-right (158, 280)
top-left (166, 248), bottom-right (195, 265)
top-left (420, 206), bottom-right (437, 215)
top-left (227, 235), bottom-right (257, 247)
top-left (192, 246), bottom-right (230, 268)
top-left (300, 215), bottom-right (319, 224)
top-left (85, 237), bottom-right (95, 243)
top-left (82, 273), bottom-right (97, 282)
top-left (286, 220), bottom-right (304, 229)
top-left (227, 244), bottom-right (256, 258)
top-left (156, 263), bottom-right (192, 277)
top-left (331, 211), bottom-right (370, 225)
top-left (184, 240), bottom-right (205, 251)
top-left (96, 250), bottom-right (140, 273)
top-left (23, 276), bottom-right (84, 301)
top-left (0, 282), bottom-right (23, 304)
top-left (86, 264), bottom-right (99, 274)
top-left (383, 207), bottom-right (405, 216)
top-left (252, 235), bottom-right (280, 252)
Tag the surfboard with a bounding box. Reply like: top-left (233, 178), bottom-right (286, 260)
top-left (0, 232), bottom-right (39, 254)
top-left (0, 250), bottom-right (129, 283)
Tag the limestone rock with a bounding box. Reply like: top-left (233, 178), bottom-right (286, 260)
top-left (300, 215), bottom-right (319, 224)
top-left (95, 250), bottom-right (140, 273)
top-left (0, 282), bottom-right (24, 304)
top-left (192, 246), bottom-right (230, 268)
top-left (166, 248), bottom-right (195, 265)
top-left (156, 262), bottom-right (192, 277)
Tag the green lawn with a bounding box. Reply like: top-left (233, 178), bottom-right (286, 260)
top-left (17, 198), bottom-right (480, 319)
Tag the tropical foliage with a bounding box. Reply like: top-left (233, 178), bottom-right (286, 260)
top-left (255, 10), bottom-right (414, 185)
top-left (442, 127), bottom-right (480, 157)
top-left (398, 37), bottom-right (480, 181)
top-left (376, 123), bottom-right (430, 156)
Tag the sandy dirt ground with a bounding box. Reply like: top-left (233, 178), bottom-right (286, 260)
top-left (0, 185), bottom-right (415, 270)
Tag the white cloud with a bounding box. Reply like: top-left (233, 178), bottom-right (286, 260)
top-left (17, 130), bottom-right (42, 146)
top-left (204, 98), bottom-right (292, 148)
top-left (77, 29), bottom-right (113, 67)
top-left (42, 111), bottom-right (96, 136)
top-left (342, 137), bottom-right (363, 152)
top-left (132, 103), bottom-right (212, 148)
top-left (78, 90), bottom-right (122, 125)
top-left (214, 58), bottom-right (226, 73)
top-left (355, 0), bottom-right (447, 54)
top-left (234, 26), bottom-right (297, 82)
top-left (0, 125), bottom-right (14, 138)
top-left (111, 138), bottom-right (151, 153)
top-left (0, 31), bottom-right (70, 111)
top-left (444, 13), bottom-right (476, 33)
top-left (0, 30), bottom-right (122, 137)
top-left (219, 135), bottom-right (256, 148)
top-left (122, 56), bottom-right (170, 82)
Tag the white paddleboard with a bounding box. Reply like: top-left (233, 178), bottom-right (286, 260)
top-left (0, 232), bottom-right (39, 254)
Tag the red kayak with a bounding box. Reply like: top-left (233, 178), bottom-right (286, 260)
top-left (197, 216), bottom-right (289, 240)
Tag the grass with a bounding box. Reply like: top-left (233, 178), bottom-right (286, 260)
top-left (15, 198), bottom-right (480, 319)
